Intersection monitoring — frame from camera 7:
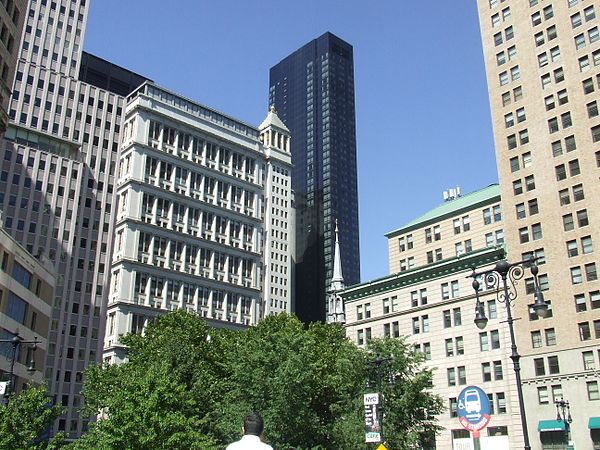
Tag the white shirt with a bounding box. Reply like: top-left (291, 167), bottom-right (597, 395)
top-left (226, 434), bottom-right (274, 450)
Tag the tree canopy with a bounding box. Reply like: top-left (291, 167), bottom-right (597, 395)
top-left (0, 384), bottom-right (64, 450)
top-left (66, 311), bottom-right (442, 449)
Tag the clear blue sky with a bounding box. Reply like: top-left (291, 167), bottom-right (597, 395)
top-left (84, 0), bottom-right (498, 282)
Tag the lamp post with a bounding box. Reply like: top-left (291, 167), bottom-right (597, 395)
top-left (470, 259), bottom-right (549, 450)
top-left (365, 355), bottom-right (393, 443)
top-left (0, 332), bottom-right (40, 397)
top-left (555, 399), bottom-right (572, 444)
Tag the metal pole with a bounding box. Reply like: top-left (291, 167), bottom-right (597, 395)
top-left (500, 270), bottom-right (531, 450)
top-left (8, 337), bottom-right (19, 396)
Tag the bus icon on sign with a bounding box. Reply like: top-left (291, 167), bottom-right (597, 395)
top-left (464, 389), bottom-right (482, 414)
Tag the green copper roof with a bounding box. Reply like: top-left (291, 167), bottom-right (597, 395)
top-left (385, 184), bottom-right (501, 238)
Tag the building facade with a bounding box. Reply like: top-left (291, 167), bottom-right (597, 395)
top-left (269, 32), bottom-right (360, 323)
top-left (0, 0), bottom-right (147, 437)
top-left (0, 0), bottom-right (26, 135)
top-left (344, 185), bottom-right (536, 449)
top-left (104, 84), bottom-right (293, 363)
top-left (476, 1), bottom-right (600, 448)
top-left (0, 221), bottom-right (54, 394)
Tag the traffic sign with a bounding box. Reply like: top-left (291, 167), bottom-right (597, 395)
top-left (376, 443), bottom-right (388, 450)
top-left (457, 386), bottom-right (491, 432)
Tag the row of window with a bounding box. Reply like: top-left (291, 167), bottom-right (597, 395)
top-left (397, 206), bottom-right (500, 256)
top-left (574, 290), bottom-right (600, 312)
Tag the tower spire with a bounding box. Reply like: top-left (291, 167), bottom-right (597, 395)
top-left (327, 220), bottom-right (346, 323)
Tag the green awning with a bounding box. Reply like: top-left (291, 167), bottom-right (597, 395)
top-left (538, 420), bottom-right (566, 432)
top-left (589, 417), bottom-right (600, 429)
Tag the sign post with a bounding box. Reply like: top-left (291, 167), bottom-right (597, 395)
top-left (457, 386), bottom-right (491, 450)
top-left (364, 392), bottom-right (381, 443)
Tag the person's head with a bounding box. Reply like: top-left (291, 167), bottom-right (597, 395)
top-left (243, 412), bottom-right (264, 436)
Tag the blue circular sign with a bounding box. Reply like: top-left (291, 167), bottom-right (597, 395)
top-left (457, 385), bottom-right (491, 432)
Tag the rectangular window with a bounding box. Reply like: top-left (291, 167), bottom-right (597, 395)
top-left (588, 381), bottom-right (600, 400)
top-left (491, 330), bottom-right (500, 349)
top-left (538, 386), bottom-right (549, 404)
top-left (6, 292), bottom-right (28, 324)
top-left (583, 351), bottom-right (596, 370)
top-left (586, 263), bottom-right (598, 281)
top-left (531, 330), bottom-right (542, 348)
top-left (548, 356), bottom-right (560, 374)
top-left (534, 358), bottom-right (546, 376)
top-left (579, 321), bottom-right (591, 340)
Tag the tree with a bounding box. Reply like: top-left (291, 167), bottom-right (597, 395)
top-left (71, 311), bottom-right (442, 449)
top-left (68, 310), bottom-right (221, 450)
top-left (364, 338), bottom-right (444, 449)
top-left (0, 385), bottom-right (64, 450)
top-left (216, 314), bottom-right (367, 449)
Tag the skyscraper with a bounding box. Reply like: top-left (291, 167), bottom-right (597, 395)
top-left (476, 1), bottom-right (600, 447)
top-left (269, 32), bottom-right (360, 323)
top-left (104, 85), bottom-right (293, 364)
top-left (1, 0), bottom-right (147, 437)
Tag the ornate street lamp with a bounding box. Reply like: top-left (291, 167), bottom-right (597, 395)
top-left (470, 258), bottom-right (549, 450)
top-left (0, 332), bottom-right (40, 397)
top-left (555, 399), bottom-right (573, 444)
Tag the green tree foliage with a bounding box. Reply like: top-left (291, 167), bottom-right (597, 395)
top-left (0, 385), bottom-right (64, 450)
top-left (70, 311), bottom-right (442, 449)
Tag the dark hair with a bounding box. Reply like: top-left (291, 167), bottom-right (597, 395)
top-left (243, 412), bottom-right (264, 436)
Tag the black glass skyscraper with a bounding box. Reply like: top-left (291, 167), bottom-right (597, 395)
top-left (269, 32), bottom-right (360, 323)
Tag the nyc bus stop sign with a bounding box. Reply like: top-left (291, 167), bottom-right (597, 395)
top-left (457, 386), bottom-right (491, 433)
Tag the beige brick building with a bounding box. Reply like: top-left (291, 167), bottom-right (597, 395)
top-left (476, 0), bottom-right (600, 448)
top-left (345, 185), bottom-right (530, 449)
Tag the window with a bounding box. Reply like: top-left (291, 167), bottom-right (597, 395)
top-left (493, 361), bottom-right (503, 380)
top-left (538, 386), bottom-right (549, 404)
top-left (491, 330), bottom-right (500, 349)
top-left (548, 356), bottom-right (560, 374)
top-left (572, 267), bottom-right (583, 284)
top-left (586, 263), bottom-right (598, 281)
top-left (582, 236), bottom-right (593, 254)
top-left (6, 293), bottom-right (28, 324)
top-left (449, 398), bottom-right (458, 418)
top-left (588, 101), bottom-right (598, 118)
top-left (412, 317), bottom-right (420, 334)
top-left (584, 5), bottom-right (596, 21)
top-left (559, 189), bottom-right (570, 206)
top-left (575, 294), bottom-right (587, 312)
top-left (568, 240), bottom-right (579, 258)
top-left (534, 358), bottom-right (546, 376)
top-left (591, 291), bottom-right (600, 310)
top-left (531, 330), bottom-right (542, 348)
top-left (579, 321), bottom-right (591, 340)
top-left (528, 199), bottom-right (539, 215)
top-left (443, 310), bottom-right (453, 328)
top-left (488, 300), bottom-right (497, 319)
top-left (563, 213), bottom-right (574, 231)
top-left (480, 332), bottom-right (489, 351)
top-left (573, 184), bottom-right (585, 201)
top-left (482, 362), bottom-right (492, 382)
top-left (592, 125), bottom-right (600, 142)
top-left (551, 384), bottom-right (563, 403)
top-left (584, 351), bottom-right (596, 370)
top-left (577, 209), bottom-right (589, 227)
top-left (569, 159), bottom-right (581, 176)
top-left (588, 381), bottom-right (600, 401)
